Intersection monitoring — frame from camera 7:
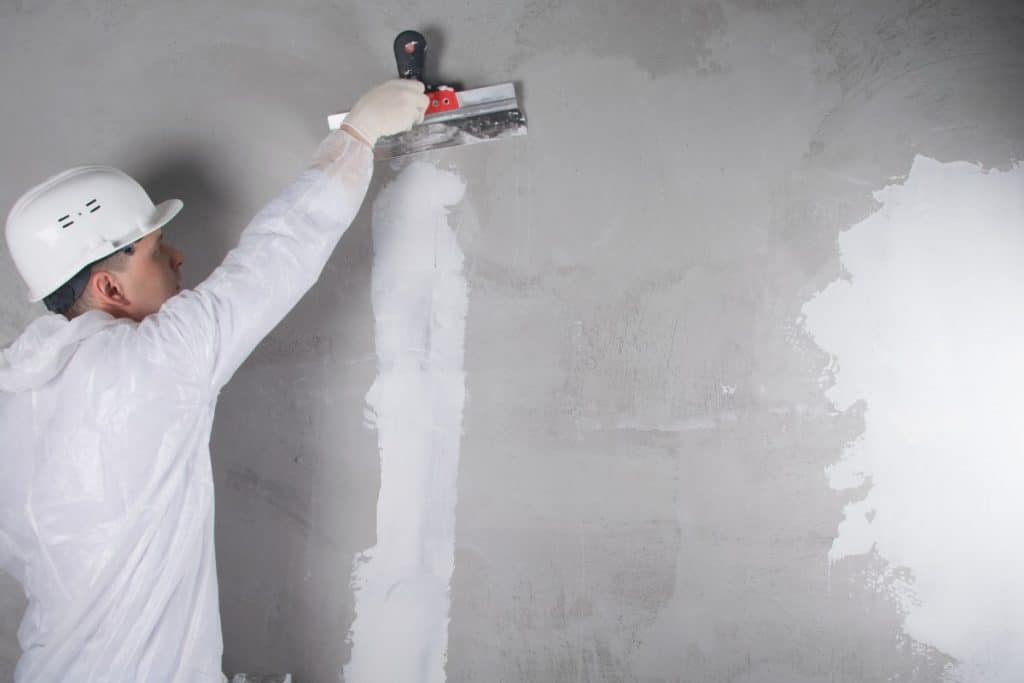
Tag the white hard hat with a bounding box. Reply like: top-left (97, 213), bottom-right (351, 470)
top-left (5, 165), bottom-right (183, 302)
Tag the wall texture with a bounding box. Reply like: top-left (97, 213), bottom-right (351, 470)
top-left (2, 1), bottom-right (1023, 681)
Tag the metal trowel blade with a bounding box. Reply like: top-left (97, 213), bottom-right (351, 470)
top-left (327, 82), bottom-right (527, 160)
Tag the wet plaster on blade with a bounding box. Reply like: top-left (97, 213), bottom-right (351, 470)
top-left (802, 156), bottom-right (1024, 682)
top-left (344, 162), bottom-right (468, 682)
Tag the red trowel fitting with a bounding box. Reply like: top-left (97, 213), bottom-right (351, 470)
top-left (328, 30), bottom-right (527, 160)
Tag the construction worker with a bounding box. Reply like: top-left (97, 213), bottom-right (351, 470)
top-left (0, 79), bottom-right (429, 681)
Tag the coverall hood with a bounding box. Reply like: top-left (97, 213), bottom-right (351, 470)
top-left (0, 311), bottom-right (120, 393)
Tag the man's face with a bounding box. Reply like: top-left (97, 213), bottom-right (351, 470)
top-left (118, 229), bottom-right (184, 320)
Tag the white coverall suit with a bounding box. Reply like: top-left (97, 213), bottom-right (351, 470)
top-left (0, 130), bottom-right (372, 681)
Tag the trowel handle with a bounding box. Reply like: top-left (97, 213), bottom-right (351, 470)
top-left (394, 30), bottom-right (427, 82)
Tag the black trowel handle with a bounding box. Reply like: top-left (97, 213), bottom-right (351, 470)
top-left (394, 30), bottom-right (427, 83)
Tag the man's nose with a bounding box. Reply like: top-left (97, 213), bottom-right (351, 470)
top-left (168, 244), bottom-right (184, 271)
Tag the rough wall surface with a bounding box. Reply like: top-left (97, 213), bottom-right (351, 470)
top-left (1, 1), bottom-right (1022, 681)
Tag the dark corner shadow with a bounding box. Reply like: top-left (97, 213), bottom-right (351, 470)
top-left (131, 146), bottom-right (238, 288)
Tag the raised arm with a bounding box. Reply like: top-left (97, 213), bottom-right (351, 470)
top-left (140, 80), bottom-right (429, 391)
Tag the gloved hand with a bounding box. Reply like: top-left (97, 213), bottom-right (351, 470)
top-left (342, 79), bottom-right (430, 146)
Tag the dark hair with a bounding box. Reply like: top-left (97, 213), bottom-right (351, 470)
top-left (43, 244), bottom-right (135, 315)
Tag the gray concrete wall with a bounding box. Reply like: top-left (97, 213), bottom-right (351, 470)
top-left (2, 1), bottom-right (1023, 681)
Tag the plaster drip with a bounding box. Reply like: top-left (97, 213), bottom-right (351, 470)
top-left (344, 162), bottom-right (468, 683)
top-left (802, 156), bottom-right (1024, 682)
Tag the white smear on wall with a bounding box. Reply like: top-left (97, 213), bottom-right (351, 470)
top-left (344, 162), bottom-right (468, 683)
top-left (802, 156), bottom-right (1024, 682)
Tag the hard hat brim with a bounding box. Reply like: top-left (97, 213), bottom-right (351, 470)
top-left (149, 198), bottom-right (184, 232)
top-left (27, 197), bottom-right (184, 302)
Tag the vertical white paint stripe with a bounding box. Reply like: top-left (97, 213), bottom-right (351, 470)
top-left (345, 161), bottom-right (468, 683)
top-left (802, 156), bottom-right (1024, 682)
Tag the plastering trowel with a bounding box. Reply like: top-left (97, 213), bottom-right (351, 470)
top-left (328, 30), bottom-right (527, 160)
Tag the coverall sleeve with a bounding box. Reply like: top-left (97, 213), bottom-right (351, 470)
top-left (139, 130), bottom-right (374, 391)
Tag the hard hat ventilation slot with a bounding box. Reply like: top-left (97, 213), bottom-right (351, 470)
top-left (58, 215), bottom-right (74, 229)
top-left (86, 199), bottom-right (101, 213)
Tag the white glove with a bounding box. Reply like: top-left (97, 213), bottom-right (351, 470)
top-left (343, 79), bottom-right (429, 146)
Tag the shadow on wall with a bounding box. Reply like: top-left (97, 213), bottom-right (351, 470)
top-left (0, 570), bottom-right (22, 681)
top-left (210, 168), bottom-right (382, 680)
top-left (416, 23), bottom-right (528, 114)
top-left (131, 144), bottom-right (239, 288)
top-left (415, 25), bottom-right (463, 90)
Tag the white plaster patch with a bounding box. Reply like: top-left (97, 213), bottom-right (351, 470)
top-left (344, 162), bottom-right (468, 683)
top-left (802, 156), bottom-right (1024, 681)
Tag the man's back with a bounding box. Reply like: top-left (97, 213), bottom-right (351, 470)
top-left (0, 310), bottom-right (223, 681)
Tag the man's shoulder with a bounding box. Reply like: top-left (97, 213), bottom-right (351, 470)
top-left (1, 312), bottom-right (141, 396)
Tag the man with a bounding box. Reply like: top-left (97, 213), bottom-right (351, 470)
top-left (0, 79), bottom-right (428, 681)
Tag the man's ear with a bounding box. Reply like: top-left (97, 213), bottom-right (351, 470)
top-left (90, 270), bottom-right (131, 310)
